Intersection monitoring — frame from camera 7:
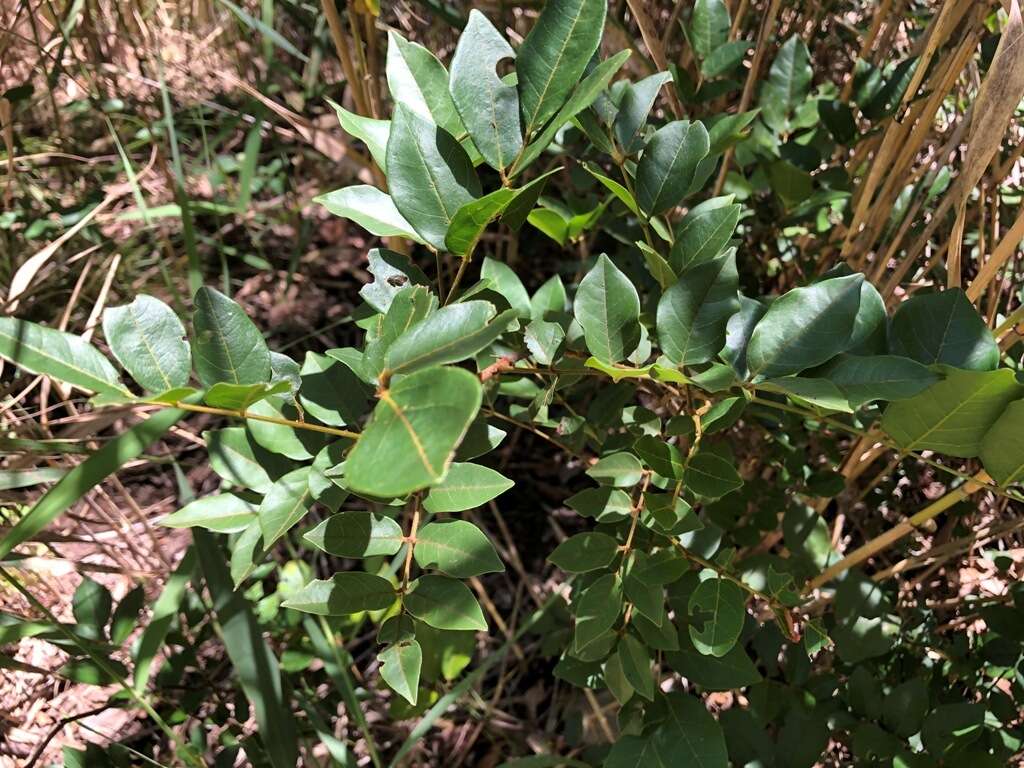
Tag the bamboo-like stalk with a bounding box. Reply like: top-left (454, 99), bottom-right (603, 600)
top-left (804, 470), bottom-right (991, 592)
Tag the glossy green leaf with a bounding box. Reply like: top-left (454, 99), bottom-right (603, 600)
top-left (405, 574), bottom-right (487, 631)
top-left (204, 381), bottom-right (289, 411)
top-left (524, 319), bottom-right (565, 365)
top-left (548, 532), bottom-right (619, 573)
top-left (303, 512), bottom-right (404, 558)
top-left (314, 185), bottom-right (425, 243)
top-left (669, 196), bottom-right (741, 272)
top-left (657, 249), bottom-right (740, 365)
top-left (422, 462), bottom-right (514, 513)
top-left (759, 376), bottom-right (852, 412)
top-left (163, 493), bottom-right (256, 533)
top-left (109, 586), bottom-right (144, 646)
top-left (327, 96), bottom-right (389, 172)
top-left (414, 519), bottom-right (503, 577)
top-left (889, 289), bottom-right (999, 371)
top-left (510, 50), bottom-right (631, 176)
top-left (299, 351), bottom-right (371, 426)
top-left (684, 452), bottom-right (742, 498)
top-left (258, 467), bottom-right (314, 549)
top-left (746, 274), bottom-right (864, 379)
top-left (688, 576), bottom-right (746, 656)
top-left (760, 35), bottom-right (812, 133)
top-left (192, 286), bottom-right (270, 387)
top-left (378, 640), bottom-right (422, 706)
top-left (614, 71), bottom-right (673, 153)
top-left (72, 577), bottom-right (111, 640)
top-left (0, 317), bottom-right (129, 397)
top-left (386, 30), bottom-right (465, 139)
top-left (820, 354), bottom-right (940, 407)
top-left (573, 573), bottom-right (622, 652)
top-left (247, 396), bottom-right (327, 460)
top-left (346, 367), bottom-right (482, 498)
top-left (481, 256), bottom-right (532, 317)
top-left (360, 249), bottom-right (430, 314)
top-left (636, 120), bottom-right (710, 214)
top-left (583, 163), bottom-right (640, 215)
top-left (690, 0), bottom-right (730, 60)
top-left (449, 10), bottom-right (522, 170)
top-left (587, 451), bottom-right (644, 487)
top-left (517, 0), bottom-right (607, 136)
top-left (634, 436), bottom-right (685, 479)
top-left (205, 427), bottom-right (281, 494)
top-left (387, 104), bottom-right (481, 251)
top-left (102, 295), bottom-right (191, 392)
top-left (666, 633), bottom-right (762, 689)
top-left (386, 301), bottom-right (497, 375)
top-left (282, 572), bottom-right (397, 615)
top-left (980, 399), bottom-right (1024, 486)
top-left (882, 367), bottom-right (1023, 458)
top-left (574, 254), bottom-right (641, 363)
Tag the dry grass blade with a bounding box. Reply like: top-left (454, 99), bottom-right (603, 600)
top-left (948, 0), bottom-right (1024, 288)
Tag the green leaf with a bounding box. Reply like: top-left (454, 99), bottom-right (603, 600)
top-left (636, 120), bottom-right (710, 214)
top-left (690, 0), bottom-right (730, 60)
top-left (548, 531), bottom-right (619, 573)
top-left (378, 640), bottom-right (422, 706)
top-left (386, 30), bottom-right (466, 140)
top-left (760, 35), bottom-right (812, 133)
top-left (192, 286), bottom-right (270, 387)
top-left (511, 50), bottom-right (632, 176)
top-left (405, 574), bottom-right (487, 631)
top-left (981, 399), bottom-right (1024, 486)
top-left (634, 436), bottom-right (685, 479)
top-left (360, 248), bottom-right (429, 314)
top-left (386, 301), bottom-right (498, 375)
top-left (525, 319), bottom-right (565, 365)
top-left (0, 317), bottom-right (129, 397)
top-left (574, 254), bottom-right (641, 363)
top-left (618, 634), bottom-right (654, 701)
top-left (481, 256), bottom-right (533, 317)
top-left (364, 285), bottom-right (439, 378)
top-left (414, 519), bottom-right (504, 577)
top-left (517, 0), bottom-right (607, 136)
top-left (746, 274), bottom-right (864, 379)
top-left (102, 295), bottom-right (191, 392)
top-left (422, 462), bottom-right (514, 513)
top-left (163, 493), bottom-right (257, 533)
top-left (684, 452), bottom-right (742, 498)
top-left (446, 188), bottom-right (514, 255)
top-left (303, 511), bottom-right (404, 558)
top-left (247, 396), bottom-right (327, 460)
top-left (587, 451), bottom-right (644, 487)
top-left (688, 576), bottom-right (746, 656)
top-left (299, 351), bottom-right (371, 426)
top-left (205, 427), bottom-right (281, 493)
top-left (258, 467), bottom-right (314, 549)
top-left (528, 207), bottom-right (569, 245)
top-left (204, 381), bottom-right (289, 411)
top-left (655, 692), bottom-right (729, 767)
top-left (888, 289), bottom-right (999, 371)
top-left (282, 572), bottom-right (397, 615)
top-left (636, 242), bottom-right (676, 290)
top-left (583, 163), bottom-right (640, 215)
top-left (109, 586), bottom-right (144, 646)
top-left (722, 294), bottom-right (766, 378)
top-left (820, 354), bottom-right (940, 407)
top-left (346, 367), bottom-right (482, 498)
top-left (657, 249), bottom-right (740, 365)
top-left (387, 104), bottom-right (481, 251)
top-left (665, 633), bottom-right (762, 689)
top-left (327, 96), bottom-right (389, 173)
top-left (314, 185), bottom-right (426, 243)
top-left (449, 10), bottom-right (522, 170)
top-left (669, 196), bottom-right (741, 272)
top-left (702, 40), bottom-right (752, 78)
top-left (0, 407), bottom-right (185, 560)
top-left (194, 530), bottom-right (298, 768)
top-left (881, 367), bottom-right (1023, 458)
top-left (72, 577), bottom-right (111, 640)
top-left (614, 71), bottom-right (673, 154)
top-left (759, 376), bottom-right (852, 412)
top-left (573, 573), bottom-right (622, 652)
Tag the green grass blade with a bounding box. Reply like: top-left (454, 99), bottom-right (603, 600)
top-left (194, 529), bottom-right (299, 768)
top-left (0, 407), bottom-right (186, 560)
top-left (133, 548), bottom-right (197, 693)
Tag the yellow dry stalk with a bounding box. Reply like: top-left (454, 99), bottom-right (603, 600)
top-left (948, 0), bottom-right (1024, 288)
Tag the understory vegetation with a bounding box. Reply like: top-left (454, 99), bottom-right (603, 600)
top-left (2, 0), bottom-right (1024, 765)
